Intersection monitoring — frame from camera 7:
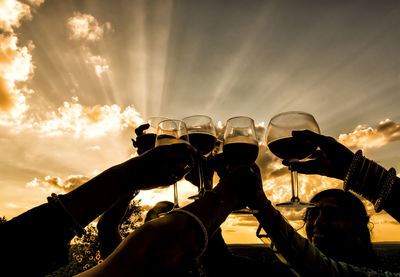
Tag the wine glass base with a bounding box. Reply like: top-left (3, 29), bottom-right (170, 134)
top-left (231, 208), bottom-right (259, 214)
top-left (275, 201), bottom-right (314, 209)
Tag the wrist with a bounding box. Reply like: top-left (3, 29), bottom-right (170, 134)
top-left (212, 183), bottom-right (241, 212)
top-left (112, 157), bottom-right (143, 192)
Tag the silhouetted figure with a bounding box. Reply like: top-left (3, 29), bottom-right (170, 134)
top-left (0, 142), bottom-right (195, 276)
top-left (284, 130), bottom-right (400, 221)
top-left (304, 189), bottom-right (377, 268)
top-left (144, 201), bottom-right (174, 222)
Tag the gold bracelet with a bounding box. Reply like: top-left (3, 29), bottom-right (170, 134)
top-left (168, 209), bottom-right (209, 258)
top-left (375, 168), bottom-right (397, 212)
top-left (343, 150), bottom-right (363, 192)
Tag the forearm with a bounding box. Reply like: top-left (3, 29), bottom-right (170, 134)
top-left (343, 151), bottom-right (400, 222)
top-left (63, 158), bottom-right (140, 227)
top-left (255, 204), bottom-right (398, 277)
top-left (182, 187), bottom-right (237, 238)
top-left (76, 184), bottom-right (237, 276)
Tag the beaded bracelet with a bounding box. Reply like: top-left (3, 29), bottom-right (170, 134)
top-left (343, 150), bottom-right (363, 192)
top-left (168, 209), bottom-right (209, 258)
top-left (374, 168), bottom-right (397, 212)
top-left (47, 193), bottom-right (85, 237)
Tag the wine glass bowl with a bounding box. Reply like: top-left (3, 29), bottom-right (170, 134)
top-left (223, 116), bottom-right (259, 167)
top-left (182, 115), bottom-right (217, 156)
top-left (182, 115), bottom-right (217, 198)
top-left (223, 116), bottom-right (259, 214)
top-left (155, 119), bottom-right (190, 208)
top-left (266, 111), bottom-right (320, 208)
top-left (135, 117), bottom-right (168, 154)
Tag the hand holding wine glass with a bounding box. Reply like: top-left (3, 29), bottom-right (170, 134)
top-left (282, 130), bottom-right (354, 181)
top-left (266, 111), bottom-right (320, 209)
top-left (182, 115), bottom-right (217, 199)
top-left (155, 119), bottom-right (192, 208)
top-left (223, 116), bottom-right (260, 214)
top-left (133, 117), bottom-right (168, 155)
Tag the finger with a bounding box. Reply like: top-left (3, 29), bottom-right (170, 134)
top-left (292, 130), bottom-right (340, 153)
top-left (282, 159), bottom-right (323, 175)
top-left (135, 123), bottom-right (150, 135)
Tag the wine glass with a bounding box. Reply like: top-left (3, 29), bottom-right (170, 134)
top-left (223, 116), bottom-right (259, 214)
top-left (266, 111), bottom-right (320, 209)
top-left (135, 117), bottom-right (168, 154)
top-left (155, 119), bottom-right (191, 209)
top-left (182, 115), bottom-right (217, 199)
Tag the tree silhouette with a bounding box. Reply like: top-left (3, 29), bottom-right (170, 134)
top-left (47, 199), bottom-right (144, 276)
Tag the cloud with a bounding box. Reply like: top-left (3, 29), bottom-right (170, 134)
top-left (32, 97), bottom-right (144, 138)
top-left (67, 13), bottom-right (111, 76)
top-left (83, 48), bottom-right (109, 77)
top-left (27, 174), bottom-right (90, 194)
top-left (7, 203), bottom-right (17, 208)
top-left (67, 12), bottom-right (109, 42)
top-left (338, 119), bottom-right (400, 150)
top-left (0, 0), bottom-right (31, 32)
top-left (26, 0), bottom-right (44, 7)
top-left (0, 0), bottom-right (43, 125)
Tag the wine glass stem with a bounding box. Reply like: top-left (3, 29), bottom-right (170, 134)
top-left (290, 170), bottom-right (300, 202)
top-left (173, 182), bottom-right (179, 208)
top-left (198, 163), bottom-right (205, 196)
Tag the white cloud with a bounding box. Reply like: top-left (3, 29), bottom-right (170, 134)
top-left (67, 13), bottom-right (111, 76)
top-left (338, 119), bottom-right (400, 150)
top-left (32, 97), bottom-right (143, 138)
top-left (67, 12), bottom-right (109, 42)
top-left (7, 203), bottom-right (17, 208)
top-left (84, 51), bottom-right (109, 77)
top-left (27, 174), bottom-right (90, 194)
top-left (0, 0), bottom-right (31, 32)
top-left (0, 0), bottom-right (44, 126)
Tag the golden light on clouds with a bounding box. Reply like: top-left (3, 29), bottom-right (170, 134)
top-left (0, 0), bottom-right (31, 32)
top-left (32, 97), bottom-right (143, 138)
top-left (27, 174), bottom-right (90, 194)
top-left (0, 0), bottom-right (39, 124)
top-left (67, 12), bottom-right (112, 77)
top-left (0, 0), bottom-right (398, 245)
top-left (339, 119), bottom-right (400, 150)
top-left (67, 12), bottom-right (109, 42)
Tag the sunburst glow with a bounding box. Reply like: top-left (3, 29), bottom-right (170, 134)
top-left (0, 0), bottom-right (399, 244)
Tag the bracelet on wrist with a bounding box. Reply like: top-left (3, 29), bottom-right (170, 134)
top-left (168, 209), bottom-right (209, 258)
top-left (343, 150), bottom-right (363, 192)
top-left (47, 193), bottom-right (85, 237)
top-left (375, 168), bottom-right (397, 212)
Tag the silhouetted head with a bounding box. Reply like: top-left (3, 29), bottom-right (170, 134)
top-left (144, 201), bottom-right (174, 222)
top-left (304, 189), bottom-right (376, 266)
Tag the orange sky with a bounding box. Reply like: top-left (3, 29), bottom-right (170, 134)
top-left (0, 0), bottom-right (399, 244)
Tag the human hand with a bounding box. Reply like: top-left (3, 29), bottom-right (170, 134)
top-left (97, 194), bottom-right (134, 258)
top-left (132, 143), bottom-right (196, 190)
top-left (214, 164), bottom-right (263, 211)
top-left (282, 130), bottom-right (354, 180)
top-left (208, 153), bottom-right (229, 179)
top-left (131, 123), bottom-right (157, 155)
top-left (185, 154), bottom-right (214, 190)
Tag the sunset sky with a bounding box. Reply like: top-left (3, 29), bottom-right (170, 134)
top-left (1, 0), bottom-right (400, 243)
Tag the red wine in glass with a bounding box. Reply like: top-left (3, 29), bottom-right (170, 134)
top-left (267, 137), bottom-right (316, 161)
top-left (223, 116), bottom-right (260, 214)
top-left (266, 111), bottom-right (320, 209)
top-left (183, 115), bottom-right (217, 199)
top-left (223, 142), bottom-right (259, 166)
top-left (188, 133), bottom-right (217, 156)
